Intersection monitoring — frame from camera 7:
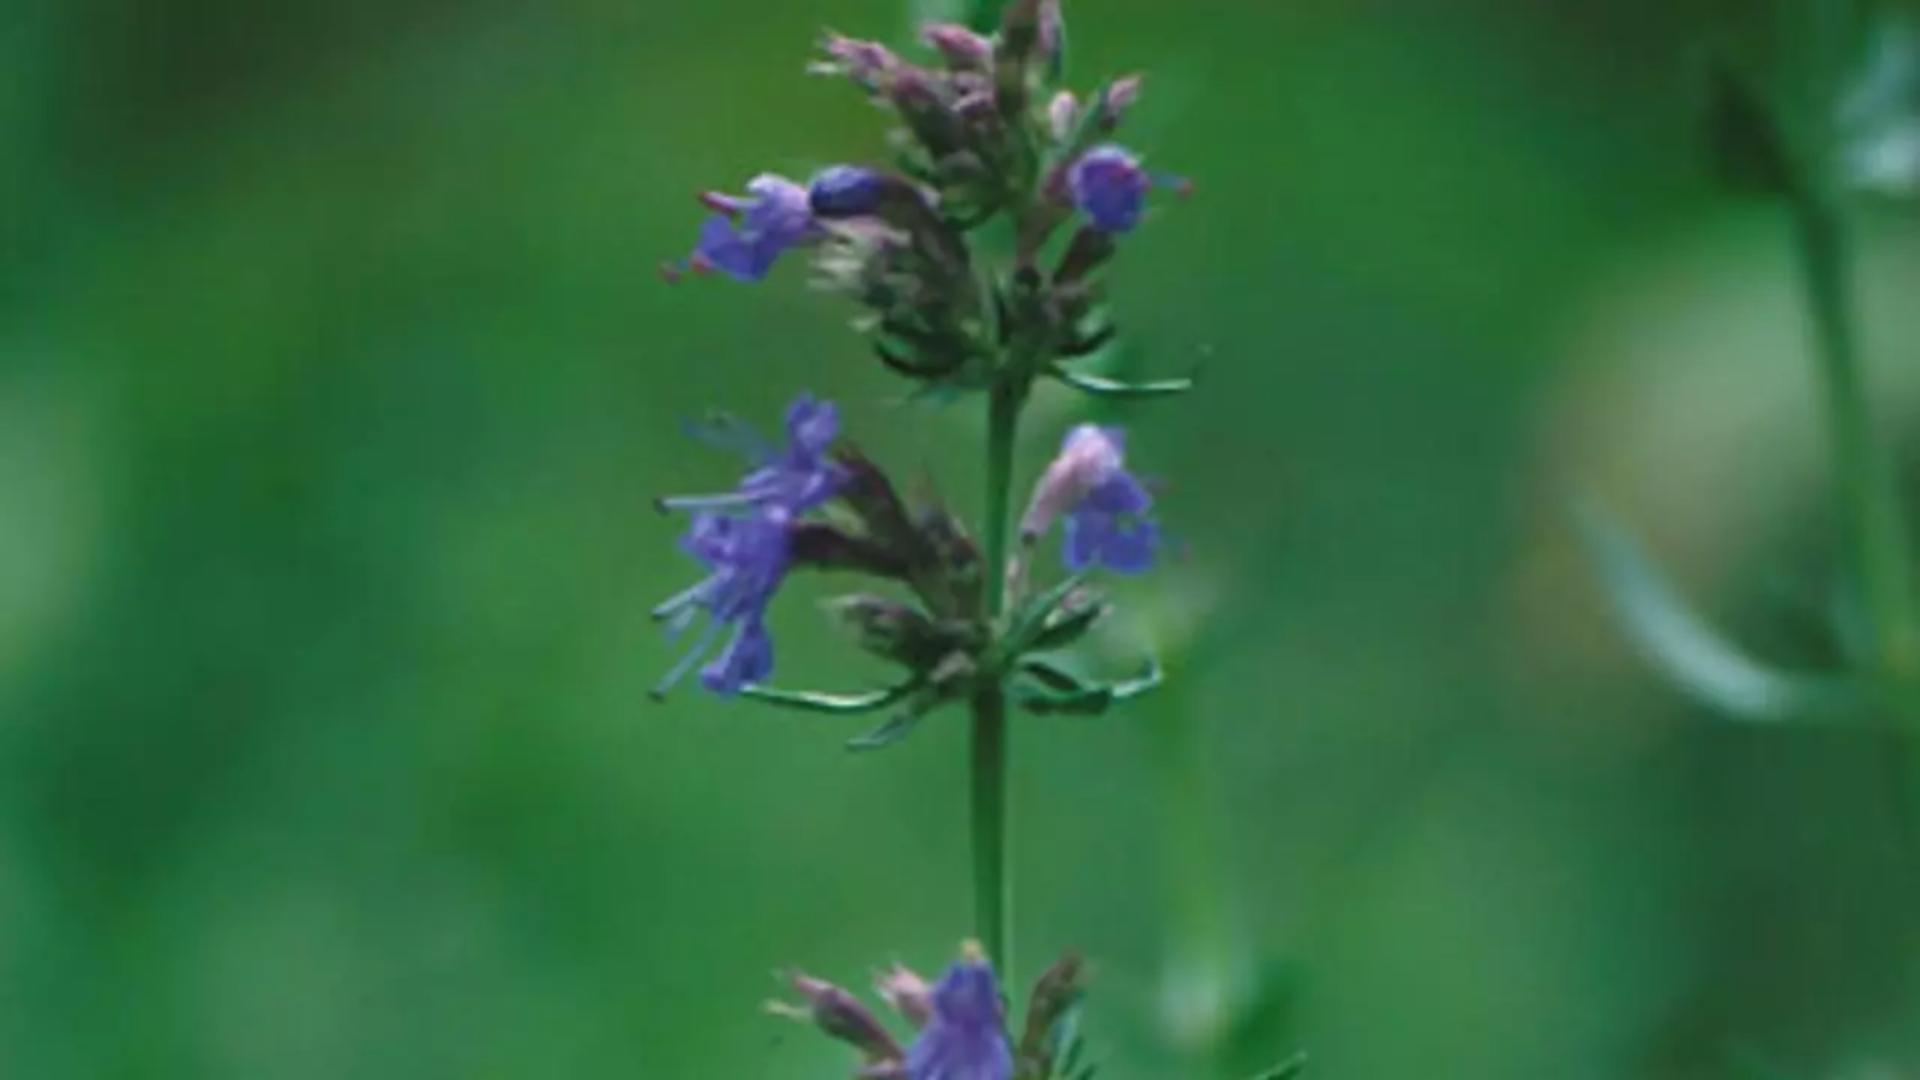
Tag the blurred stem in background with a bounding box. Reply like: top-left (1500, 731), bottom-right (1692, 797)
top-left (1788, 173), bottom-right (1920, 684)
top-left (1787, 175), bottom-right (1920, 917)
top-left (1781, 1), bottom-right (1920, 905)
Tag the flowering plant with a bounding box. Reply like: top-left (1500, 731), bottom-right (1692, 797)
top-left (647, 2), bottom-right (1283, 1076)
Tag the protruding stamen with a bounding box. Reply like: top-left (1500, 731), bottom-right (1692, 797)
top-left (651, 622), bottom-right (723, 700)
top-left (656, 491), bottom-right (758, 513)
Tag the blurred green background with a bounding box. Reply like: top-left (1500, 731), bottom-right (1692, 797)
top-left (8, 0), bottom-right (1920, 1075)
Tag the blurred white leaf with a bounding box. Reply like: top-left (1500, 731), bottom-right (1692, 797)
top-left (1575, 500), bottom-right (1868, 724)
top-left (1839, 19), bottom-right (1920, 196)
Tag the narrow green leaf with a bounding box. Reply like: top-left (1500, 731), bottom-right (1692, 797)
top-left (1249, 1052), bottom-right (1309, 1080)
top-left (1053, 1030), bottom-right (1085, 1076)
top-left (1018, 658), bottom-right (1091, 694)
top-left (738, 682), bottom-right (918, 715)
top-left (1000, 574), bottom-right (1091, 658)
top-left (1107, 660), bottom-right (1164, 702)
top-left (1016, 661), bottom-right (1160, 716)
top-left (1052, 367), bottom-right (1195, 399)
top-left (1575, 500), bottom-right (1869, 724)
top-left (846, 708), bottom-right (930, 752)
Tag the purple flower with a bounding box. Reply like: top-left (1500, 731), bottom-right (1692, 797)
top-left (1066, 144), bottom-right (1186, 235)
top-left (809, 165), bottom-right (890, 219)
top-left (653, 396), bottom-right (847, 696)
top-left (905, 950), bottom-right (1012, 1080)
top-left (659, 394), bottom-right (846, 517)
top-left (1020, 424), bottom-right (1161, 575)
top-left (652, 510), bottom-right (789, 696)
top-left (675, 174), bottom-right (819, 282)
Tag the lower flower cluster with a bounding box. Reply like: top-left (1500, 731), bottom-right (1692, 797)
top-left (772, 943), bottom-right (1086, 1080)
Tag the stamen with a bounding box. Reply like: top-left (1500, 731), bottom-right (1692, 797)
top-left (656, 491), bottom-right (759, 513)
top-left (651, 622), bottom-right (723, 700)
top-left (698, 191), bottom-right (750, 216)
top-left (651, 579), bottom-right (714, 621)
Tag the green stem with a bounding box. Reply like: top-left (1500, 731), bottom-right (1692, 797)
top-left (972, 377), bottom-right (1023, 977)
top-left (1790, 187), bottom-right (1920, 681)
top-left (1788, 181), bottom-right (1920, 926)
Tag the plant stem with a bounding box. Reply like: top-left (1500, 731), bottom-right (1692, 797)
top-left (972, 376), bottom-right (1023, 976)
top-left (1788, 182), bottom-right (1920, 922)
top-left (1790, 187), bottom-right (1920, 682)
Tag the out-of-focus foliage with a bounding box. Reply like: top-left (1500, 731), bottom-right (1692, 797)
top-left (7, 0), bottom-right (1920, 1077)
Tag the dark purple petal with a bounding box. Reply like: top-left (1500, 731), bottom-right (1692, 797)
top-left (1097, 517), bottom-right (1159, 574)
top-left (785, 394), bottom-right (841, 457)
top-left (694, 214), bottom-right (770, 281)
top-left (700, 617), bottom-right (775, 694)
top-left (930, 961), bottom-right (999, 1025)
top-left (1083, 472), bottom-right (1151, 515)
top-left (685, 175), bottom-right (817, 282)
top-left (905, 956), bottom-right (1011, 1080)
top-left (809, 165), bottom-right (890, 218)
top-left (1068, 146), bottom-right (1151, 234)
top-left (1064, 507), bottom-right (1160, 575)
top-left (1063, 512), bottom-right (1105, 572)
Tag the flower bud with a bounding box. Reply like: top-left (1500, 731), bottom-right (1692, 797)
top-left (1100, 73), bottom-right (1144, 131)
top-left (890, 67), bottom-right (966, 158)
top-left (876, 963), bottom-right (936, 1028)
top-left (1017, 951), bottom-right (1086, 1072)
top-left (999, 0), bottom-right (1043, 46)
top-left (773, 973), bottom-right (904, 1066)
top-left (1021, 425), bottom-right (1126, 541)
top-left (1047, 90), bottom-right (1078, 141)
top-left (1039, 0), bottom-right (1065, 73)
top-left (825, 594), bottom-right (947, 668)
top-left (995, 0), bottom-right (1044, 117)
top-left (815, 32), bottom-right (898, 91)
top-left (790, 521), bottom-right (908, 579)
top-left (1053, 224), bottom-right (1115, 285)
top-left (921, 23), bottom-right (994, 71)
top-left (809, 165), bottom-right (890, 218)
